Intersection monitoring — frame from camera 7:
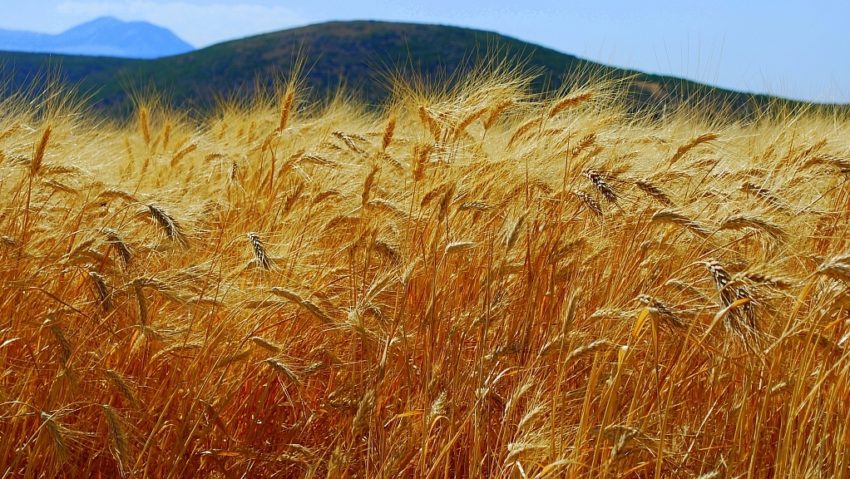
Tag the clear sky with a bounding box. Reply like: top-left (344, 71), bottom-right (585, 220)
top-left (1, 1), bottom-right (848, 103)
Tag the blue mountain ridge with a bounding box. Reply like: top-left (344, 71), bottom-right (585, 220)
top-left (0, 16), bottom-right (194, 59)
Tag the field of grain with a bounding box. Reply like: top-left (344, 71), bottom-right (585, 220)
top-left (1, 73), bottom-right (850, 478)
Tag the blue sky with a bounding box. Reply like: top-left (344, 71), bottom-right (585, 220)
top-left (1, 1), bottom-right (848, 103)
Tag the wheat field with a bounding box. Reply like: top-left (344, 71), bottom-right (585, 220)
top-left (1, 72), bottom-right (850, 478)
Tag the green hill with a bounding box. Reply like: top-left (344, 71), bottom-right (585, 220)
top-left (0, 21), bottom-right (841, 116)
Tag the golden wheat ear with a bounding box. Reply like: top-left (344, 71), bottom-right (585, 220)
top-left (101, 228), bottom-right (132, 270)
top-left (381, 116), bottom-right (396, 151)
top-left (247, 232), bottom-right (275, 271)
top-left (143, 204), bottom-right (189, 248)
top-left (669, 132), bottom-right (719, 165)
top-left (30, 125), bottom-right (52, 176)
top-left (633, 179), bottom-right (674, 206)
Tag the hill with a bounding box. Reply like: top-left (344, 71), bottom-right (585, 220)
top-left (0, 16), bottom-right (194, 59)
top-left (0, 21), bottom-right (841, 116)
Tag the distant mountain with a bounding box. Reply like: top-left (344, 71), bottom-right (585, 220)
top-left (0, 16), bottom-right (193, 59)
top-left (0, 21), bottom-right (843, 117)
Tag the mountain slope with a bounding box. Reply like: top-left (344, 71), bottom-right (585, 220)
top-left (0, 16), bottom-right (193, 59)
top-left (0, 21), bottom-right (840, 116)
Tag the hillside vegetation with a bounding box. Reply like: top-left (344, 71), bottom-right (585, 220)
top-left (1, 21), bottom-right (835, 116)
top-left (1, 70), bottom-right (850, 477)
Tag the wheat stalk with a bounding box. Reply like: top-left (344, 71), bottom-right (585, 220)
top-left (101, 405), bottom-right (129, 474)
top-left (30, 126), bottom-right (52, 176)
top-left (144, 204), bottom-right (189, 248)
top-left (247, 232), bottom-right (274, 270)
top-left (573, 191), bottom-right (603, 216)
top-left (412, 143), bottom-right (432, 181)
top-left (651, 209), bottom-right (710, 237)
top-left (508, 117), bottom-right (543, 147)
top-left (719, 214), bottom-right (786, 241)
top-left (548, 90), bottom-right (593, 117)
top-left (362, 165), bottom-right (379, 206)
top-left (88, 271), bottom-right (112, 311)
top-left (41, 411), bottom-right (70, 463)
top-left (382, 116), bottom-right (396, 151)
top-left (454, 106), bottom-right (488, 139)
top-left (270, 288), bottom-right (335, 325)
top-left (418, 106), bottom-right (441, 141)
top-left (266, 358), bottom-right (301, 383)
top-left (483, 99), bottom-right (513, 129)
top-left (171, 143), bottom-right (197, 166)
top-left (669, 133), bottom-right (718, 165)
top-left (104, 369), bottom-right (140, 409)
top-left (138, 107), bottom-right (151, 145)
top-left (250, 336), bottom-right (282, 353)
top-left (634, 179), bottom-right (674, 206)
top-left (102, 228), bottom-right (132, 270)
top-left (584, 169), bottom-right (618, 203)
top-left (277, 90), bottom-right (295, 132)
